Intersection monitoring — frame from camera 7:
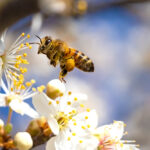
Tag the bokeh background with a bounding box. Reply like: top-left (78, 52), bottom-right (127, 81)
top-left (0, 0), bottom-right (150, 149)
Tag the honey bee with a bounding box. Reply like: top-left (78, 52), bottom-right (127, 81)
top-left (33, 35), bottom-right (94, 82)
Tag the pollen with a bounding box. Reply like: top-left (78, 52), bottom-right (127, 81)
top-left (87, 124), bottom-right (91, 128)
top-left (48, 101), bottom-right (52, 105)
top-left (85, 116), bottom-right (88, 120)
top-left (72, 109), bottom-right (76, 114)
top-left (56, 101), bottom-right (59, 104)
top-left (32, 88), bottom-right (36, 92)
top-left (73, 122), bottom-right (77, 126)
top-left (67, 101), bottom-right (71, 105)
top-left (23, 53), bottom-right (27, 57)
top-left (74, 97), bottom-right (78, 101)
top-left (79, 140), bottom-right (83, 143)
top-left (81, 126), bottom-right (86, 130)
top-left (26, 42), bottom-right (29, 46)
top-left (80, 104), bottom-right (84, 108)
top-left (67, 137), bottom-right (71, 141)
top-left (31, 79), bottom-right (36, 84)
top-left (29, 45), bottom-right (32, 49)
top-left (21, 32), bottom-right (25, 36)
top-left (25, 82), bottom-right (32, 87)
top-left (27, 34), bottom-right (30, 38)
top-left (86, 108), bottom-right (91, 112)
top-left (20, 43), bottom-right (24, 48)
top-left (68, 91), bottom-right (72, 95)
top-left (72, 133), bottom-right (76, 136)
top-left (120, 143), bottom-right (124, 147)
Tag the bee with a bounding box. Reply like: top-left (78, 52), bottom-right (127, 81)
top-left (33, 35), bottom-right (94, 82)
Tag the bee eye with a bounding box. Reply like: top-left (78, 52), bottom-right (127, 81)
top-left (45, 39), bottom-right (51, 45)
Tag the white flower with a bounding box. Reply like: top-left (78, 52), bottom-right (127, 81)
top-left (14, 132), bottom-right (33, 150)
top-left (0, 31), bottom-right (32, 82)
top-left (46, 79), bottom-right (66, 99)
top-left (76, 121), bottom-right (140, 150)
top-left (0, 76), bottom-right (38, 118)
top-left (0, 118), bottom-right (4, 128)
top-left (33, 83), bottom-right (88, 134)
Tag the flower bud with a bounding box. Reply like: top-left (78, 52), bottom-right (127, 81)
top-left (14, 132), bottom-right (33, 150)
top-left (46, 79), bottom-right (65, 99)
top-left (0, 119), bottom-right (4, 129)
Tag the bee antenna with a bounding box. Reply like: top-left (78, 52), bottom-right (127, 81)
top-left (34, 34), bottom-right (42, 43)
top-left (29, 42), bottom-right (40, 45)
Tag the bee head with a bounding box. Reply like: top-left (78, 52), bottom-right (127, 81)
top-left (35, 35), bottom-right (52, 54)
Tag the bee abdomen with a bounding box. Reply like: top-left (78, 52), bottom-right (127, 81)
top-left (74, 50), bottom-right (94, 72)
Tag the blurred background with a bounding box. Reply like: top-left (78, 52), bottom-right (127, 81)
top-left (0, 0), bottom-right (150, 149)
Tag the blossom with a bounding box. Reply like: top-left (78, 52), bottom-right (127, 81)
top-left (0, 31), bottom-right (32, 82)
top-left (33, 79), bottom-right (88, 135)
top-left (0, 75), bottom-right (38, 118)
top-left (75, 121), bottom-right (140, 150)
top-left (14, 132), bottom-right (33, 150)
top-left (32, 79), bottom-right (99, 149)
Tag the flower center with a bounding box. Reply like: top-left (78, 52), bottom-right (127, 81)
top-left (5, 94), bottom-right (22, 105)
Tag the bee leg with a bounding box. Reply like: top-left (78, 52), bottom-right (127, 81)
top-left (59, 68), bottom-right (67, 83)
top-left (50, 60), bottom-right (56, 67)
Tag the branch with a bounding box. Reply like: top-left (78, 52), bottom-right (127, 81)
top-left (0, 0), bottom-right (149, 33)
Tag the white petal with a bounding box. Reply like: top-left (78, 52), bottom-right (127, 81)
top-left (32, 92), bottom-right (57, 117)
top-left (9, 100), bottom-right (38, 118)
top-left (0, 40), bottom-right (5, 55)
top-left (46, 137), bottom-right (57, 150)
top-left (110, 121), bottom-right (124, 140)
top-left (20, 102), bottom-right (39, 118)
top-left (0, 94), bottom-right (6, 106)
top-left (48, 115), bottom-right (59, 135)
top-left (47, 130), bottom-right (76, 150)
top-left (9, 99), bottom-right (25, 115)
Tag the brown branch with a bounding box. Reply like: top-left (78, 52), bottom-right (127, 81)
top-left (0, 0), bottom-right (149, 34)
top-left (87, 0), bottom-right (150, 13)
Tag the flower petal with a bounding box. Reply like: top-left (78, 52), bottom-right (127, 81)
top-left (48, 115), bottom-right (59, 135)
top-left (0, 94), bottom-right (6, 106)
top-left (32, 92), bottom-right (57, 117)
top-left (9, 99), bottom-right (38, 118)
top-left (20, 102), bottom-right (39, 118)
top-left (46, 137), bottom-right (57, 150)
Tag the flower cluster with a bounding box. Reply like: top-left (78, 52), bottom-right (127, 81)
top-left (0, 32), bottom-right (140, 150)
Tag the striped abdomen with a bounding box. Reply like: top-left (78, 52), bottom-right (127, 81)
top-left (73, 50), bottom-right (94, 72)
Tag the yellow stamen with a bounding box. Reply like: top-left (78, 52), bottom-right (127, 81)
top-left (67, 101), bottom-right (71, 105)
top-left (72, 133), bottom-right (76, 136)
top-left (27, 34), bottom-right (30, 38)
top-left (67, 137), bottom-right (71, 141)
top-left (23, 53), bottom-right (27, 57)
top-left (74, 97), bottom-right (78, 101)
top-left (86, 108), bottom-right (90, 112)
top-left (68, 91), bottom-right (72, 95)
top-left (80, 104), bottom-right (84, 108)
top-left (85, 116), bottom-right (88, 120)
top-left (32, 88), bottom-right (36, 92)
top-left (21, 33), bottom-right (25, 36)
